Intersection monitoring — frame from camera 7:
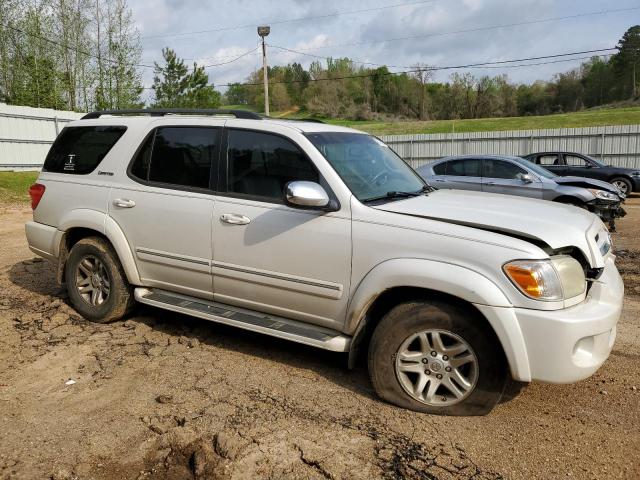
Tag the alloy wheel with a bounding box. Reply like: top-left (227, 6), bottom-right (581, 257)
top-left (75, 255), bottom-right (111, 306)
top-left (612, 180), bottom-right (629, 194)
top-left (395, 329), bottom-right (479, 406)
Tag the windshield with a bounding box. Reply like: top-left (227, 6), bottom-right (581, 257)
top-left (517, 156), bottom-right (557, 179)
top-left (306, 132), bottom-right (426, 202)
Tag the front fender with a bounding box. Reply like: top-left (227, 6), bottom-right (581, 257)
top-left (554, 185), bottom-right (595, 202)
top-left (346, 258), bottom-right (531, 381)
top-left (58, 209), bottom-right (141, 285)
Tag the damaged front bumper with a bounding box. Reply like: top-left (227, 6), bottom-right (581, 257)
top-left (587, 200), bottom-right (626, 224)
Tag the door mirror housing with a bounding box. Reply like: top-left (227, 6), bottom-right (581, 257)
top-left (285, 181), bottom-right (336, 210)
top-left (517, 173), bottom-right (534, 183)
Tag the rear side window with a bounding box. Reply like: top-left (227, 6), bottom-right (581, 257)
top-left (43, 126), bottom-right (126, 174)
top-left (432, 162), bottom-right (447, 175)
top-left (130, 127), bottom-right (219, 189)
top-left (447, 159), bottom-right (481, 177)
top-left (538, 154), bottom-right (561, 166)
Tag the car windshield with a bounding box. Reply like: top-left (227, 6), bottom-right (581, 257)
top-left (518, 156), bottom-right (557, 179)
top-left (306, 132), bottom-right (427, 202)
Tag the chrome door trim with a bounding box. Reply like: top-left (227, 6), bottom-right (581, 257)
top-left (212, 260), bottom-right (343, 299)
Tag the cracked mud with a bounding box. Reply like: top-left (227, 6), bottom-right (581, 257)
top-left (1, 198), bottom-right (640, 479)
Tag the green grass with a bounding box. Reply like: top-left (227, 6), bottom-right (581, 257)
top-left (299, 106), bottom-right (640, 135)
top-left (0, 171), bottom-right (38, 205)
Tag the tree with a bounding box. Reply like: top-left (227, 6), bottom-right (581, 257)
top-left (152, 48), bottom-right (221, 108)
top-left (612, 25), bottom-right (640, 98)
top-left (411, 63), bottom-right (433, 120)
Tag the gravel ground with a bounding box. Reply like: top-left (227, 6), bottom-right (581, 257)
top-left (0, 198), bottom-right (639, 480)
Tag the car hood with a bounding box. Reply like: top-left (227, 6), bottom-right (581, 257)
top-left (553, 176), bottom-right (620, 194)
top-left (372, 189), bottom-right (601, 261)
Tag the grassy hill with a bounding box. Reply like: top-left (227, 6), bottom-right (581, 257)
top-left (223, 104), bottom-right (640, 136)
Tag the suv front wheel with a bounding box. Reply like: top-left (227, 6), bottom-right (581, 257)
top-left (65, 237), bottom-right (135, 323)
top-left (368, 300), bottom-right (507, 415)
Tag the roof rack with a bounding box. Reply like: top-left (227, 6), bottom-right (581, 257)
top-left (266, 117), bottom-right (325, 124)
top-left (81, 108), bottom-right (263, 120)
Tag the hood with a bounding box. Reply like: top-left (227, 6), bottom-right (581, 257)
top-left (554, 176), bottom-right (621, 195)
top-left (372, 189), bottom-right (600, 257)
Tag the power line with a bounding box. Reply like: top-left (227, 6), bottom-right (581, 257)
top-left (202, 47), bottom-right (259, 68)
top-left (138, 50), bottom-right (615, 90)
top-left (280, 6), bottom-right (640, 52)
top-left (210, 48), bottom-right (618, 88)
top-left (268, 44), bottom-right (415, 69)
top-left (140, 0), bottom-right (437, 40)
top-left (265, 46), bottom-right (617, 74)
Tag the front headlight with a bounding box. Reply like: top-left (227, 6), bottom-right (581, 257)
top-left (588, 189), bottom-right (619, 201)
top-left (503, 256), bottom-right (586, 301)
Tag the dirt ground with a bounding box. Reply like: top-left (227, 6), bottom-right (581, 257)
top-left (1, 198), bottom-right (639, 480)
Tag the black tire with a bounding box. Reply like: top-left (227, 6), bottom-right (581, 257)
top-left (368, 300), bottom-right (507, 416)
top-left (65, 236), bottom-right (135, 323)
top-left (610, 177), bottom-right (632, 195)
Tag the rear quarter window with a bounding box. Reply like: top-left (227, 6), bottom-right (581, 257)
top-left (43, 126), bottom-right (127, 174)
top-left (432, 162), bottom-right (447, 175)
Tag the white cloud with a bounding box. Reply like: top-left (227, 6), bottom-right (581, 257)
top-left (131, 0), bottom-right (637, 95)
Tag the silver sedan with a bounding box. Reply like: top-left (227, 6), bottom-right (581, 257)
top-left (416, 154), bottom-right (625, 228)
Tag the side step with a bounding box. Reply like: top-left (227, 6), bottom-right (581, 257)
top-left (134, 288), bottom-right (351, 352)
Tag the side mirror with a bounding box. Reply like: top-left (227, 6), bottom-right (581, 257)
top-left (285, 181), bottom-right (335, 210)
top-left (517, 173), bottom-right (533, 183)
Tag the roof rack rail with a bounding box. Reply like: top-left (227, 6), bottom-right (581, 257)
top-left (265, 116), bottom-right (325, 124)
top-left (81, 108), bottom-right (263, 120)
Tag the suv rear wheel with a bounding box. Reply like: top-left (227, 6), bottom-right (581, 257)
top-left (65, 237), bottom-right (135, 323)
top-left (368, 300), bottom-right (507, 415)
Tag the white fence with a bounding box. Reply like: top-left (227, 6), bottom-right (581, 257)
top-left (1, 107), bottom-right (640, 171)
top-left (381, 125), bottom-right (640, 170)
top-left (0, 103), bottom-right (83, 170)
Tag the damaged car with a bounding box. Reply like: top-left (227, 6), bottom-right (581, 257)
top-left (417, 154), bottom-right (626, 229)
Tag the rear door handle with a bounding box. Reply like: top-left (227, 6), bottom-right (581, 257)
top-left (220, 213), bottom-right (251, 225)
top-left (113, 198), bottom-right (136, 208)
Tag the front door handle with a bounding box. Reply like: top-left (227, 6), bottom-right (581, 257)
top-left (220, 213), bottom-right (251, 225)
top-left (113, 198), bottom-right (136, 208)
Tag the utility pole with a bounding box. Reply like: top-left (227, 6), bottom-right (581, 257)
top-left (258, 26), bottom-right (271, 116)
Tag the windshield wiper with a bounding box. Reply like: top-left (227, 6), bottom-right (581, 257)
top-left (363, 185), bottom-right (430, 203)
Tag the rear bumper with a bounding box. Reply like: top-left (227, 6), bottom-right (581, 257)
top-left (513, 255), bottom-right (623, 383)
top-left (25, 221), bottom-right (62, 261)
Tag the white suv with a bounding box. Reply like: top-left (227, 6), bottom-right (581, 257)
top-left (25, 109), bottom-right (623, 415)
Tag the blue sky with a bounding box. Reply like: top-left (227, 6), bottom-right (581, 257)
top-left (130, 0), bottom-right (640, 92)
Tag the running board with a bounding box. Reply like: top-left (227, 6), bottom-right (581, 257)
top-left (134, 288), bottom-right (351, 352)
